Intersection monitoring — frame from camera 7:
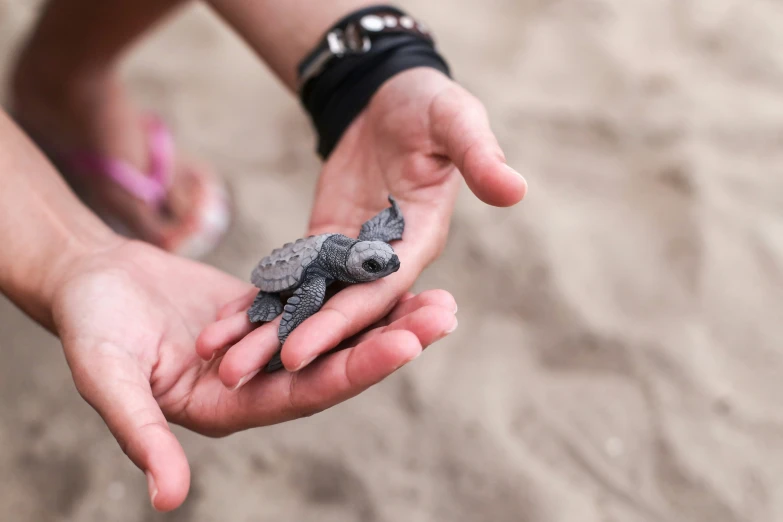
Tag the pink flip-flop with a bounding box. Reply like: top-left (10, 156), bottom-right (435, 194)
top-left (56, 114), bottom-right (232, 259)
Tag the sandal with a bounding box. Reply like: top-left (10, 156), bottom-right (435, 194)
top-left (33, 113), bottom-right (232, 259)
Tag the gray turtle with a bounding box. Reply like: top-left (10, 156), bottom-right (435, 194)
top-left (247, 196), bottom-right (405, 372)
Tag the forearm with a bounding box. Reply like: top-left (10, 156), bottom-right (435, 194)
top-left (0, 111), bottom-right (119, 329)
top-left (207, 0), bottom-right (378, 90)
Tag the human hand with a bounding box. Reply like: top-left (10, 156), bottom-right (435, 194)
top-left (267, 67), bottom-right (526, 371)
top-left (52, 239), bottom-right (457, 511)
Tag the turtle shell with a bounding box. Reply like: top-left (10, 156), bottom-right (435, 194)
top-left (250, 233), bottom-right (334, 293)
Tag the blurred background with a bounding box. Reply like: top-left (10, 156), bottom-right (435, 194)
top-left (1, 0), bottom-right (782, 520)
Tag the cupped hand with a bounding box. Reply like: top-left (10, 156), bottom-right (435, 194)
top-left (52, 239), bottom-right (457, 512)
top-left (272, 67), bottom-right (526, 371)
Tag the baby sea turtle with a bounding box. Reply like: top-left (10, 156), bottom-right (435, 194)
top-left (248, 196), bottom-right (405, 372)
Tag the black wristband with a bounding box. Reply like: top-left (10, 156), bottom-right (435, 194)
top-left (297, 7), bottom-right (451, 159)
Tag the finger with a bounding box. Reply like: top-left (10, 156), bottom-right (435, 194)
top-left (218, 317), bottom-right (282, 390)
top-left (213, 290), bottom-right (427, 381)
top-left (238, 330), bottom-right (423, 424)
top-left (395, 291), bottom-right (417, 307)
top-left (349, 304), bottom-right (457, 349)
top-left (343, 291), bottom-right (457, 346)
top-left (68, 345), bottom-right (189, 512)
top-left (217, 288), bottom-right (258, 320)
top-left (292, 330), bottom-right (422, 411)
top-left (430, 86), bottom-right (527, 207)
top-left (278, 249), bottom-right (421, 371)
top-left (195, 310), bottom-right (255, 361)
top-left (384, 289), bottom-right (457, 324)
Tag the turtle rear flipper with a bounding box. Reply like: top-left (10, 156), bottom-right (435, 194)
top-left (277, 276), bottom-right (328, 343)
top-left (265, 351), bottom-right (284, 373)
top-left (358, 196), bottom-right (404, 243)
top-left (247, 291), bottom-right (283, 323)
top-left (265, 276), bottom-right (329, 373)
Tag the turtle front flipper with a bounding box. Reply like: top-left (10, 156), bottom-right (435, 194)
top-left (357, 196), bottom-right (404, 243)
top-left (265, 276), bottom-right (329, 373)
top-left (247, 291), bottom-right (283, 323)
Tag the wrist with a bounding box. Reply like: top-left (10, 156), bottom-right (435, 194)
top-left (3, 219), bottom-right (124, 331)
top-left (44, 228), bottom-right (125, 299)
top-left (0, 109), bottom-right (127, 332)
top-left (369, 66), bottom-right (453, 107)
top-left (297, 5), bottom-right (451, 159)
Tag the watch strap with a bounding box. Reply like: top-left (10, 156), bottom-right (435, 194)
top-left (297, 5), bottom-right (435, 92)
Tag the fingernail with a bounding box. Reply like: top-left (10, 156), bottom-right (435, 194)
top-left (443, 318), bottom-right (459, 336)
top-left (431, 318), bottom-right (458, 346)
top-left (453, 303), bottom-right (459, 314)
top-left (394, 349), bottom-right (422, 371)
top-left (504, 164), bottom-right (525, 178)
top-left (146, 471), bottom-right (159, 511)
top-left (295, 354), bottom-right (318, 372)
top-left (231, 369), bottom-right (260, 391)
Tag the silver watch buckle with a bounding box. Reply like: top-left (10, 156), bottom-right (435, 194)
top-left (298, 23), bottom-right (371, 91)
top-left (327, 23), bottom-right (372, 56)
top-left (298, 13), bottom-right (431, 92)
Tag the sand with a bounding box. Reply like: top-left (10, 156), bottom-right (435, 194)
top-left (0, 0), bottom-right (782, 520)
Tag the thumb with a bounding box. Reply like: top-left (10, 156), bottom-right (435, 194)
top-left (430, 85), bottom-right (528, 207)
top-left (68, 344), bottom-right (190, 512)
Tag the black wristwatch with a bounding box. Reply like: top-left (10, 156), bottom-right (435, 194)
top-left (297, 5), bottom-right (450, 158)
top-left (297, 6), bottom-right (435, 92)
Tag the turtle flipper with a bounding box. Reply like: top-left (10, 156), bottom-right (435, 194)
top-left (265, 352), bottom-right (284, 373)
top-left (265, 276), bottom-right (329, 372)
top-left (357, 196), bottom-right (404, 243)
top-left (247, 291), bottom-right (283, 323)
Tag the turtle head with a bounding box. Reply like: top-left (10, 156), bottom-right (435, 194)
top-left (345, 241), bottom-right (400, 282)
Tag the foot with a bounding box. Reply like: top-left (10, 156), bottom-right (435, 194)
top-left (10, 55), bottom-right (231, 259)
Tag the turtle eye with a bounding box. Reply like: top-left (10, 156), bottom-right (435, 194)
top-left (363, 259), bottom-right (382, 273)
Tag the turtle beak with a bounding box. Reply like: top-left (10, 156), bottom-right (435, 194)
top-left (389, 254), bottom-right (400, 272)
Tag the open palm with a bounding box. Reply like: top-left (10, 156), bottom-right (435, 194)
top-left (52, 239), bottom-right (457, 511)
top-left (266, 68), bottom-right (527, 370)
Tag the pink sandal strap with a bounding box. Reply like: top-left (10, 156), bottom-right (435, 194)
top-left (63, 114), bottom-right (175, 207)
top-left (145, 115), bottom-right (175, 189)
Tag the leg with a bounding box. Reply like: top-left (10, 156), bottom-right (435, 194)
top-left (247, 291), bottom-right (283, 323)
top-left (12, 0), bottom-right (188, 162)
top-left (265, 277), bottom-right (328, 372)
top-left (11, 0), bottom-right (230, 258)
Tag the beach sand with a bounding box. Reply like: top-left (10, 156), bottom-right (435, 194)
top-left (0, 0), bottom-right (781, 520)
